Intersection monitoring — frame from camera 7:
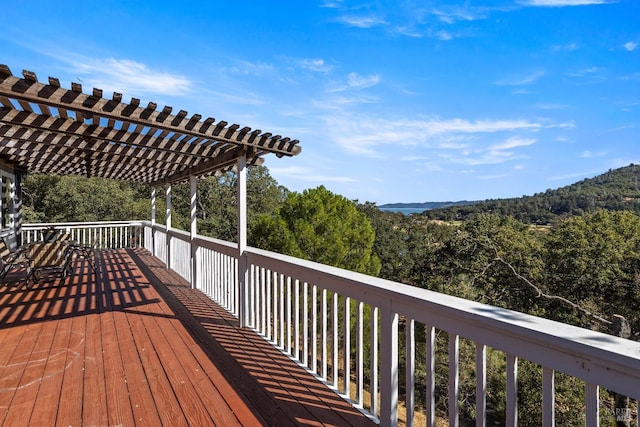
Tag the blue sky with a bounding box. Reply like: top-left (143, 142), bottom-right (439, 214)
top-left (1, 0), bottom-right (638, 204)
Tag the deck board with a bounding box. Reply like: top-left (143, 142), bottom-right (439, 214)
top-left (0, 248), bottom-right (377, 427)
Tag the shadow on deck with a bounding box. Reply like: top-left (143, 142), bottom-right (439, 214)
top-left (0, 248), bottom-right (376, 426)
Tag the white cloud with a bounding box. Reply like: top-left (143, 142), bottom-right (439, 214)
top-left (550, 43), bottom-right (579, 52)
top-left (534, 103), bottom-right (568, 110)
top-left (495, 70), bottom-right (546, 86)
top-left (325, 114), bottom-right (565, 158)
top-left (624, 41), bottom-right (637, 52)
top-left (321, 0), bottom-right (342, 8)
top-left (225, 60), bottom-right (275, 76)
top-left (521, 0), bottom-right (616, 6)
top-left (299, 58), bottom-right (333, 73)
top-left (327, 72), bottom-right (381, 92)
top-left (569, 66), bottom-right (600, 76)
top-left (338, 15), bottom-right (387, 28)
top-left (73, 58), bottom-right (191, 96)
top-left (431, 6), bottom-right (490, 23)
top-left (347, 72), bottom-right (380, 89)
top-left (436, 31), bottom-right (454, 41)
top-left (581, 150), bottom-right (607, 158)
top-left (489, 137), bottom-right (537, 150)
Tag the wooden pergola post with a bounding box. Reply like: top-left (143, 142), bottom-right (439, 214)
top-left (237, 154), bottom-right (248, 327)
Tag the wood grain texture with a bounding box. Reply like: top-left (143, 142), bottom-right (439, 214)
top-left (0, 249), bottom-right (374, 426)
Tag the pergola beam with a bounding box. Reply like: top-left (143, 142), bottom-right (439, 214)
top-left (0, 67), bottom-right (300, 162)
top-left (0, 64), bottom-right (300, 185)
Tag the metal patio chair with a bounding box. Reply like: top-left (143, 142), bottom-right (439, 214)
top-left (27, 241), bottom-right (73, 286)
top-left (0, 235), bottom-right (28, 283)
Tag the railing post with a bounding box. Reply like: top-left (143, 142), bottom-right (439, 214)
top-left (189, 175), bottom-right (197, 290)
top-left (237, 154), bottom-right (248, 327)
top-left (165, 183), bottom-right (172, 270)
top-left (380, 306), bottom-right (398, 427)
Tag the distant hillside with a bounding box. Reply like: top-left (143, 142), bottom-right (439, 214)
top-left (422, 164), bottom-right (640, 225)
top-left (378, 201), bottom-right (477, 211)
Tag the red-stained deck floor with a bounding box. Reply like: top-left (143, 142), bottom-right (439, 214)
top-left (0, 248), bottom-right (376, 427)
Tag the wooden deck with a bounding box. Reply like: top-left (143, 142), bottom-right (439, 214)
top-left (0, 248), bottom-right (376, 427)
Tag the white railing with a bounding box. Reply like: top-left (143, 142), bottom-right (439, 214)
top-left (35, 221), bottom-right (640, 427)
top-left (22, 221), bottom-right (145, 249)
top-left (196, 234), bottom-right (239, 316)
top-left (242, 248), bottom-right (640, 427)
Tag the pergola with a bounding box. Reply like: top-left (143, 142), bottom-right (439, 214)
top-left (0, 64), bottom-right (301, 326)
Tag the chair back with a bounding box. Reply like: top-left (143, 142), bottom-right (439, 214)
top-left (2, 234), bottom-right (19, 253)
top-left (0, 239), bottom-right (11, 260)
top-left (29, 242), bottom-right (67, 269)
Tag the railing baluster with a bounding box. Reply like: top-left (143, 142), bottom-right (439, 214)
top-left (303, 281), bottom-right (309, 367)
top-left (476, 342), bottom-right (486, 427)
top-left (406, 318), bottom-right (415, 427)
top-left (344, 296), bottom-right (351, 396)
top-left (260, 267), bottom-right (266, 334)
top-left (224, 253), bottom-right (229, 308)
top-left (286, 276), bottom-right (292, 355)
top-left (273, 271), bottom-right (279, 345)
top-left (332, 291), bottom-right (339, 389)
top-left (322, 288), bottom-right (328, 380)
top-left (380, 308), bottom-right (398, 427)
top-left (312, 284), bottom-right (318, 374)
top-left (279, 274), bottom-right (285, 349)
top-left (212, 251), bottom-right (217, 301)
top-left (506, 353), bottom-right (518, 427)
top-left (266, 268), bottom-right (272, 339)
top-left (426, 325), bottom-right (435, 427)
top-left (233, 257), bottom-right (238, 315)
top-left (585, 383), bottom-right (599, 427)
top-left (294, 279), bottom-right (300, 361)
top-left (449, 334), bottom-right (459, 427)
top-left (371, 306), bottom-right (379, 418)
top-left (356, 301), bottom-right (363, 407)
top-left (542, 367), bottom-right (554, 427)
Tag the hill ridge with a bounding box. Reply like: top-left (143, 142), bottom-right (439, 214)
top-left (393, 164), bottom-right (640, 224)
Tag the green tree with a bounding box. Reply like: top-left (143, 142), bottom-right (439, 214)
top-left (357, 202), bottom-right (413, 280)
top-left (251, 185), bottom-right (380, 275)
top-left (25, 175), bottom-right (142, 222)
top-left (544, 210), bottom-right (640, 331)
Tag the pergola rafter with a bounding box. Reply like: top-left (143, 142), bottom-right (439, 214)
top-left (0, 64), bottom-right (301, 184)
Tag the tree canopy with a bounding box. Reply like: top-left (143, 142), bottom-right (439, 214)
top-left (251, 186), bottom-right (380, 275)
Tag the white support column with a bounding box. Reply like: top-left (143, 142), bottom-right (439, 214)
top-left (190, 174), bottom-right (197, 290)
top-left (8, 177), bottom-right (16, 232)
top-left (237, 154), bottom-right (248, 327)
top-left (166, 183), bottom-right (172, 270)
top-left (11, 173), bottom-right (22, 246)
top-left (151, 187), bottom-right (156, 257)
